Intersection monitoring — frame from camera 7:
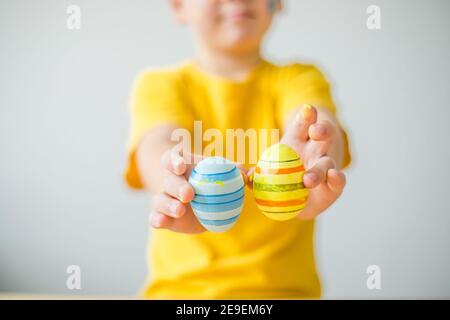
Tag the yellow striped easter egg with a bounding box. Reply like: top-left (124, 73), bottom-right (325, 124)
top-left (253, 143), bottom-right (309, 221)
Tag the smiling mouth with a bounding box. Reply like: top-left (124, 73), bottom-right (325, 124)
top-left (230, 11), bottom-right (253, 18)
top-left (224, 10), bottom-right (255, 22)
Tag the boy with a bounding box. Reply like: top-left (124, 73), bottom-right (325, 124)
top-left (124, 0), bottom-right (351, 299)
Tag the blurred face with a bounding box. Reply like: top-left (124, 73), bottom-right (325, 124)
top-left (171, 0), bottom-right (281, 54)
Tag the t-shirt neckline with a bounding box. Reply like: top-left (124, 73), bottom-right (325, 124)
top-left (187, 58), bottom-right (268, 86)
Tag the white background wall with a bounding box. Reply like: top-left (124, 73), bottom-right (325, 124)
top-left (1, 0), bottom-right (449, 298)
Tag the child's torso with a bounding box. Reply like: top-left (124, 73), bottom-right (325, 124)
top-left (142, 60), bottom-right (321, 299)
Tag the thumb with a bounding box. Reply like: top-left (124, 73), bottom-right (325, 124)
top-left (281, 104), bottom-right (317, 145)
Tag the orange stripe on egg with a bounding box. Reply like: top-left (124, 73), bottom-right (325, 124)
top-left (255, 198), bottom-right (307, 207)
top-left (255, 165), bottom-right (305, 175)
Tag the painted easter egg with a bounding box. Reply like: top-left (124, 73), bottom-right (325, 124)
top-left (253, 143), bottom-right (309, 221)
top-left (188, 157), bottom-right (245, 233)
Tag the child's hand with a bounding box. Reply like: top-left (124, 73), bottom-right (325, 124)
top-left (280, 104), bottom-right (347, 220)
top-left (149, 144), bottom-right (206, 234)
top-left (247, 104), bottom-right (347, 220)
top-left (150, 144), bottom-right (249, 233)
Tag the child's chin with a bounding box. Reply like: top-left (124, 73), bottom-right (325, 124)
top-left (220, 32), bottom-right (260, 50)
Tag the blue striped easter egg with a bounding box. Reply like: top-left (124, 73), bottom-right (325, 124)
top-left (188, 157), bottom-right (245, 233)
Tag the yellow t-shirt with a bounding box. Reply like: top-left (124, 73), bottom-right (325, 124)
top-left (124, 59), bottom-right (351, 299)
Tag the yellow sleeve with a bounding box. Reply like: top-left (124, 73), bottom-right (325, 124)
top-left (277, 64), bottom-right (352, 169)
top-left (123, 69), bottom-right (194, 189)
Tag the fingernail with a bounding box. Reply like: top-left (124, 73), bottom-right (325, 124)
top-left (152, 217), bottom-right (161, 228)
top-left (175, 158), bottom-right (184, 172)
top-left (305, 172), bottom-right (318, 184)
top-left (170, 204), bottom-right (178, 217)
top-left (179, 188), bottom-right (186, 202)
top-left (302, 104), bottom-right (313, 119)
top-left (315, 124), bottom-right (326, 136)
top-left (179, 185), bottom-right (191, 203)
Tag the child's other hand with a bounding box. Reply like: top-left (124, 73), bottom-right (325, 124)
top-left (280, 104), bottom-right (347, 220)
top-left (150, 144), bottom-right (249, 233)
top-left (247, 104), bottom-right (347, 220)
